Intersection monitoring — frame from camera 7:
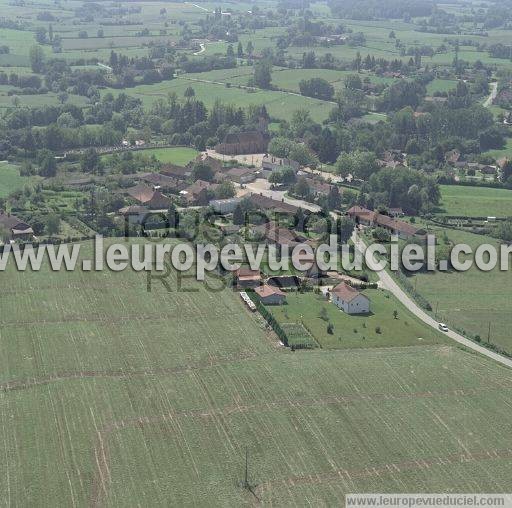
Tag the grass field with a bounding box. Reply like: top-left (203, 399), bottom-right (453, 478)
top-left (0, 162), bottom-right (31, 198)
top-left (101, 77), bottom-right (336, 123)
top-left (409, 226), bottom-right (512, 352)
top-left (267, 289), bottom-right (446, 349)
top-left (437, 185), bottom-right (512, 217)
top-left (485, 137), bottom-right (512, 160)
top-left (135, 146), bottom-right (199, 165)
top-left (2, 240), bottom-right (512, 503)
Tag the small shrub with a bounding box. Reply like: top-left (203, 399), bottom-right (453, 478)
top-left (327, 322), bottom-right (334, 334)
top-left (375, 326), bottom-right (382, 334)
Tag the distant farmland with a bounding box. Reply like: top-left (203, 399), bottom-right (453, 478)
top-left (1, 240), bottom-right (512, 504)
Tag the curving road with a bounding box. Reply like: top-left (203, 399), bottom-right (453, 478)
top-left (352, 232), bottom-right (512, 369)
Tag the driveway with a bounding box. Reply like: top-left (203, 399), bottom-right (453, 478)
top-left (352, 231), bottom-right (512, 369)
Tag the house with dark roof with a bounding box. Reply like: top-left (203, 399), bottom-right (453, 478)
top-left (215, 131), bottom-right (269, 156)
top-left (118, 205), bottom-right (149, 225)
top-left (347, 206), bottom-right (425, 239)
top-left (160, 164), bottom-right (192, 180)
top-left (181, 180), bottom-right (218, 205)
top-left (235, 267), bottom-right (261, 288)
top-left (225, 167), bottom-right (257, 184)
top-left (247, 193), bottom-right (300, 215)
top-left (123, 183), bottom-right (171, 209)
top-left (0, 212), bottom-right (33, 241)
top-left (140, 173), bottom-right (186, 193)
top-left (331, 282), bottom-right (370, 314)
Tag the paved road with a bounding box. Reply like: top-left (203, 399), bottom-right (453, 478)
top-left (352, 232), bottom-right (512, 369)
top-left (483, 81), bottom-right (498, 108)
top-left (241, 179), bottom-right (322, 212)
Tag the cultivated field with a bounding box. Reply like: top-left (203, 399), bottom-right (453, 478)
top-left (437, 185), bottom-right (512, 217)
top-left (410, 226), bottom-right (512, 352)
top-left (1, 240), bottom-right (512, 505)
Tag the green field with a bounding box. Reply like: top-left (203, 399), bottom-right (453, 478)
top-left (485, 137), bottom-right (512, 160)
top-left (135, 146), bottom-right (199, 165)
top-left (410, 226), bottom-right (512, 352)
top-left (267, 289), bottom-right (446, 349)
top-left (438, 185), bottom-right (512, 217)
top-left (0, 163), bottom-right (31, 198)
top-left (1, 240), bottom-right (512, 504)
top-left (101, 77), bottom-right (336, 123)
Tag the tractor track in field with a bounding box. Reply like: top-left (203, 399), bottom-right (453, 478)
top-left (255, 447), bottom-right (512, 493)
top-left (89, 383), bottom-right (512, 507)
top-left (0, 350), bottom-right (263, 393)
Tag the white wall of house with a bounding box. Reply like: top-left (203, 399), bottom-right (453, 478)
top-left (332, 294), bottom-right (370, 314)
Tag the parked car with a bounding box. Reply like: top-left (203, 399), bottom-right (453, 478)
top-left (438, 323), bottom-right (449, 332)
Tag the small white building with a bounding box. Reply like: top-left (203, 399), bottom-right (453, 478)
top-left (331, 282), bottom-right (370, 315)
top-left (209, 197), bottom-right (241, 214)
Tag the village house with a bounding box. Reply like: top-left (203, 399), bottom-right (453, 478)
top-left (180, 180), bottom-right (218, 206)
top-left (347, 206), bottom-right (425, 239)
top-left (0, 212), bottom-right (34, 241)
top-left (247, 193), bottom-right (300, 215)
top-left (160, 164), bottom-right (193, 180)
top-left (235, 267), bottom-right (261, 288)
top-left (330, 282), bottom-right (370, 315)
top-left (261, 155), bottom-right (300, 179)
top-left (140, 173), bottom-right (186, 194)
top-left (225, 167), bottom-right (257, 184)
top-left (123, 183), bottom-right (171, 209)
top-left (255, 284), bottom-right (286, 305)
top-left (306, 178), bottom-right (335, 198)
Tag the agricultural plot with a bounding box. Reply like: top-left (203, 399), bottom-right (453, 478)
top-left (426, 78), bottom-right (458, 95)
top-left (0, 163), bottom-right (32, 198)
top-left (409, 226), bottom-right (512, 353)
top-left (61, 35), bottom-right (178, 51)
top-left (134, 146), bottom-right (199, 165)
top-left (437, 185), bottom-right (512, 217)
top-left (101, 78), bottom-right (335, 122)
top-left (0, 238), bottom-right (511, 504)
top-left (267, 289), bottom-right (446, 349)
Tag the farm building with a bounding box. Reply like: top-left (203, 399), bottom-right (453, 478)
top-left (140, 173), bottom-right (186, 193)
top-left (331, 282), bottom-right (370, 315)
top-left (347, 206), bottom-right (425, 239)
top-left (255, 284), bottom-right (286, 305)
top-left (266, 275), bottom-right (301, 289)
top-left (118, 205), bottom-right (149, 225)
top-left (0, 212), bottom-right (34, 241)
top-left (235, 267), bottom-right (261, 288)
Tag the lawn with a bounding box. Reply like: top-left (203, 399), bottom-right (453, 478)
top-left (0, 162), bottom-right (31, 198)
top-left (267, 289), bottom-right (446, 349)
top-left (0, 240), bottom-right (512, 504)
top-left (485, 137), bottom-right (512, 160)
top-left (135, 146), bottom-right (199, 165)
top-left (426, 78), bottom-right (458, 95)
top-left (408, 226), bottom-right (512, 353)
top-left (437, 185), bottom-right (512, 217)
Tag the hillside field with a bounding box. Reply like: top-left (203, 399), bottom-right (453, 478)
top-left (1, 240), bottom-right (512, 505)
top-left (438, 185), bottom-right (512, 217)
